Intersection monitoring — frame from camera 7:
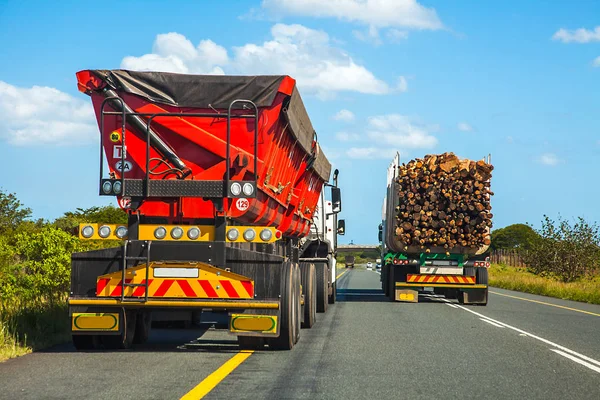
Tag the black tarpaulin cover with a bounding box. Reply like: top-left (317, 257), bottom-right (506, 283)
top-left (86, 69), bottom-right (331, 181)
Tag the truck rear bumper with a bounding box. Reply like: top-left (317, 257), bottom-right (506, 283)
top-left (395, 282), bottom-right (487, 289)
top-left (68, 297), bottom-right (279, 310)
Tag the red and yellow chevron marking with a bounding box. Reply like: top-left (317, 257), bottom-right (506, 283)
top-left (96, 263), bottom-right (254, 299)
top-left (407, 274), bottom-right (476, 284)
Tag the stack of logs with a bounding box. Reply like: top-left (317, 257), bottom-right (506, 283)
top-left (395, 152), bottom-right (493, 252)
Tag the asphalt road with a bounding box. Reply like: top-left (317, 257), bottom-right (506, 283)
top-left (1, 268), bottom-right (599, 399)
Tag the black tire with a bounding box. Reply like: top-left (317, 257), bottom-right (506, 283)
top-left (300, 263), bottom-right (316, 329)
top-left (238, 336), bottom-right (265, 350)
top-left (100, 310), bottom-right (136, 350)
top-left (328, 281), bottom-right (336, 304)
top-left (388, 266), bottom-right (396, 302)
top-left (433, 288), bottom-right (445, 296)
top-left (457, 291), bottom-right (465, 304)
top-left (476, 267), bottom-right (489, 285)
top-left (316, 262), bottom-right (328, 313)
top-left (475, 267), bottom-right (489, 306)
top-left (382, 265), bottom-right (389, 296)
top-left (72, 334), bottom-right (98, 351)
top-left (268, 261), bottom-right (295, 350)
top-left (133, 311), bottom-right (152, 345)
top-left (293, 264), bottom-right (301, 344)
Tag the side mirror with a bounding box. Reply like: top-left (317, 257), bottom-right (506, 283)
top-left (378, 224), bottom-right (383, 242)
top-left (337, 219), bottom-right (346, 235)
top-left (331, 187), bottom-right (342, 213)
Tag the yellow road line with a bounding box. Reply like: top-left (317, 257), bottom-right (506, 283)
top-left (180, 350), bottom-right (254, 400)
top-left (489, 291), bottom-right (600, 318)
top-left (336, 270), bottom-right (349, 280)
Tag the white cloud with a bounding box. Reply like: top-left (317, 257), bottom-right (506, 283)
top-left (336, 131), bottom-right (361, 141)
top-left (396, 76), bottom-right (408, 92)
top-left (593, 56), bottom-right (600, 67)
top-left (122, 33), bottom-right (227, 74)
top-left (507, 136), bottom-right (514, 144)
top-left (366, 114), bottom-right (438, 149)
top-left (0, 81), bottom-right (96, 146)
top-left (122, 24), bottom-right (393, 98)
top-left (346, 147), bottom-right (397, 159)
top-left (353, 25), bottom-right (382, 45)
top-left (552, 26), bottom-right (600, 43)
top-left (457, 122), bottom-right (473, 132)
top-left (538, 153), bottom-right (561, 166)
top-left (387, 29), bottom-right (409, 41)
top-left (262, 0), bottom-right (443, 30)
top-left (333, 109), bottom-right (355, 122)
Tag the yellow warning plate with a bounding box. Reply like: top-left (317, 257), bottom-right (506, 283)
top-left (72, 313), bottom-right (119, 332)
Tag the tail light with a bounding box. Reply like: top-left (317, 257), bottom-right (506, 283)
top-left (393, 258), bottom-right (400, 265)
top-left (485, 262), bottom-right (490, 268)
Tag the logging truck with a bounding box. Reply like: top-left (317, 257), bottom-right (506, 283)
top-left (379, 152), bottom-right (492, 305)
top-left (68, 69), bottom-right (343, 351)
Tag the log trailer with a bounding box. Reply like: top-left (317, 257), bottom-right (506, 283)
top-left (68, 70), bottom-right (343, 350)
top-left (379, 153), bottom-right (491, 305)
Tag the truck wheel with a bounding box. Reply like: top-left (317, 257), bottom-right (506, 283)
top-left (382, 265), bottom-right (389, 296)
top-left (475, 267), bottom-right (489, 306)
top-left (100, 310), bottom-right (136, 350)
top-left (328, 281), bottom-right (336, 304)
top-left (72, 334), bottom-right (99, 351)
top-left (315, 262), bottom-right (328, 313)
top-left (268, 261), bottom-right (295, 350)
top-left (293, 264), bottom-right (301, 344)
top-left (300, 263), bottom-right (316, 329)
top-left (238, 336), bottom-right (265, 350)
top-left (388, 266), bottom-right (396, 302)
top-left (133, 311), bottom-right (152, 345)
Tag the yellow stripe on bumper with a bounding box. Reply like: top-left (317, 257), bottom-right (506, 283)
top-left (68, 298), bottom-right (279, 309)
top-left (395, 283), bottom-right (488, 289)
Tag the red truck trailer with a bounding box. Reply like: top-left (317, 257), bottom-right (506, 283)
top-left (69, 70), bottom-right (338, 351)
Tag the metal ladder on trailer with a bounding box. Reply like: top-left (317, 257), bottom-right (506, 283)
top-left (120, 240), bottom-right (152, 302)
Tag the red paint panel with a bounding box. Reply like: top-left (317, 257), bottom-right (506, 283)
top-left (153, 280), bottom-right (175, 297)
top-left (177, 280), bottom-right (197, 297)
top-left (109, 279), bottom-right (132, 297)
top-left (220, 280), bottom-right (240, 298)
top-left (241, 281), bottom-right (254, 297)
top-left (96, 278), bottom-right (110, 294)
top-left (132, 279), bottom-right (153, 297)
top-left (199, 280), bottom-right (218, 298)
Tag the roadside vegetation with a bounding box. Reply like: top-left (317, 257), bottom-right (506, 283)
top-left (489, 217), bottom-right (600, 304)
top-left (0, 189), bottom-right (126, 361)
top-left (336, 249), bottom-right (380, 264)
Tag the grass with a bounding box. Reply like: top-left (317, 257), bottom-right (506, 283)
top-left (489, 264), bottom-right (600, 305)
top-left (0, 299), bottom-right (70, 362)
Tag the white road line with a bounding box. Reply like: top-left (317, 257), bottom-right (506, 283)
top-left (551, 349), bottom-right (600, 374)
top-left (440, 298), bottom-right (600, 369)
top-left (480, 318), bottom-right (504, 328)
top-left (445, 303), bottom-right (458, 309)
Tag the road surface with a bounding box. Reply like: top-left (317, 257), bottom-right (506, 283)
top-left (1, 268), bottom-right (599, 399)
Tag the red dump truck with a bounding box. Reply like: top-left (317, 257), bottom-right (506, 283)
top-left (68, 70), bottom-right (341, 351)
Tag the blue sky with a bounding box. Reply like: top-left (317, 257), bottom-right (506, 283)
top-left (0, 0), bottom-right (599, 244)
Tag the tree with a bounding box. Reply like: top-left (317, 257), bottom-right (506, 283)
top-left (522, 215), bottom-right (600, 282)
top-left (53, 205), bottom-right (127, 232)
top-left (491, 223), bottom-right (540, 251)
top-left (0, 190), bottom-right (32, 234)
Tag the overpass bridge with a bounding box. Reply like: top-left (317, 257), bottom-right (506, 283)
top-left (337, 244), bottom-right (379, 253)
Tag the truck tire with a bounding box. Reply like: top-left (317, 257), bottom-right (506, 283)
top-left (382, 265), bottom-right (389, 296)
top-left (293, 264), bottom-right (301, 344)
top-left (475, 267), bottom-right (489, 306)
top-left (388, 266), bottom-right (396, 301)
top-left (315, 262), bottom-right (328, 313)
top-left (100, 310), bottom-right (136, 350)
top-left (268, 261), bottom-right (296, 350)
top-left (300, 262), bottom-right (316, 329)
top-left (329, 281), bottom-right (336, 304)
top-left (133, 311), bottom-right (152, 345)
top-left (72, 334), bottom-right (98, 351)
